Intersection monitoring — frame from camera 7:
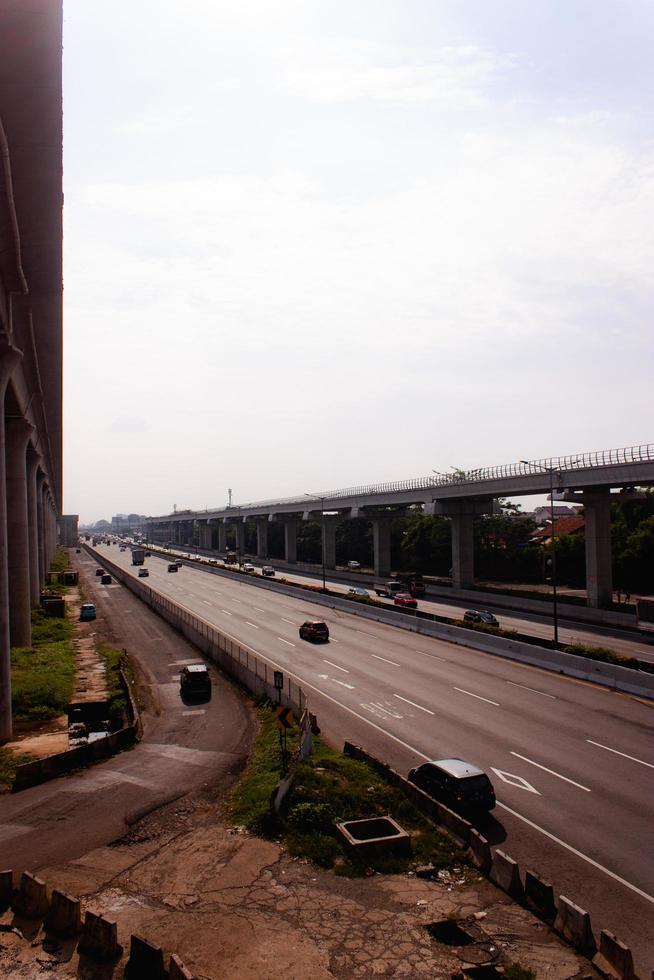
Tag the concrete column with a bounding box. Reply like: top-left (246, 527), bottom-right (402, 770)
top-left (198, 522), bottom-right (212, 550)
top-left (450, 514), bottom-right (475, 589)
top-left (235, 522), bottom-right (245, 555)
top-left (6, 417), bottom-right (35, 647)
top-left (0, 346), bottom-right (23, 742)
top-left (284, 521), bottom-right (297, 563)
top-left (372, 518), bottom-right (392, 578)
top-left (218, 521), bottom-right (227, 552)
top-left (256, 521), bottom-right (268, 560)
top-left (26, 449), bottom-right (41, 606)
top-left (36, 473), bottom-right (46, 590)
top-left (583, 488), bottom-right (613, 608)
top-left (321, 518), bottom-right (337, 570)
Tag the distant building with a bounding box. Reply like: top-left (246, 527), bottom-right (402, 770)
top-left (530, 505), bottom-right (580, 525)
top-left (531, 515), bottom-right (585, 545)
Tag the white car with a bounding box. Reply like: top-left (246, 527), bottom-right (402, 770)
top-left (347, 560), bottom-right (361, 569)
top-left (243, 562), bottom-right (255, 573)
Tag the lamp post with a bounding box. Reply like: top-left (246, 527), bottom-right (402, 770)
top-left (521, 459), bottom-right (560, 646)
top-left (305, 493), bottom-right (326, 591)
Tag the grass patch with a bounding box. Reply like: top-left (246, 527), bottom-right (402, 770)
top-left (228, 704), bottom-right (463, 875)
top-left (0, 747), bottom-right (37, 789)
top-left (97, 645), bottom-right (134, 728)
top-left (564, 642), bottom-right (652, 674)
top-left (11, 608), bottom-right (75, 723)
top-left (49, 547), bottom-right (70, 573)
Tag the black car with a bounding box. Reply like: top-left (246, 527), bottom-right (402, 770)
top-left (299, 620), bottom-right (329, 642)
top-left (261, 566), bottom-right (275, 577)
top-left (138, 568), bottom-right (149, 577)
top-left (95, 568), bottom-right (104, 577)
top-left (100, 574), bottom-right (112, 585)
top-left (167, 563), bottom-right (178, 573)
top-left (180, 664), bottom-right (211, 699)
top-left (463, 609), bottom-right (499, 627)
top-left (408, 759), bottom-right (496, 814)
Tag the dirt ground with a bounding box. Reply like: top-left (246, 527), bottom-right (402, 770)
top-left (0, 778), bottom-right (595, 980)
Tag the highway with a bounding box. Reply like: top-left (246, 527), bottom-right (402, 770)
top-left (94, 543), bottom-right (654, 973)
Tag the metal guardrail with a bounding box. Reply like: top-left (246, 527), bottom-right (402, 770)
top-left (148, 443), bottom-right (654, 519)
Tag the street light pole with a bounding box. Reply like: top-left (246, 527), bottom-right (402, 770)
top-left (305, 493), bottom-right (326, 591)
top-left (521, 459), bottom-right (560, 646)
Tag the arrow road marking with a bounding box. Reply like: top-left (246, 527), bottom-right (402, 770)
top-left (511, 752), bottom-right (590, 791)
top-left (490, 769), bottom-right (540, 794)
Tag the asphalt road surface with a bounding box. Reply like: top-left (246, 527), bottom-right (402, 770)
top-left (96, 543), bottom-right (654, 974)
top-left (0, 551), bottom-right (253, 873)
top-left (161, 546), bottom-right (654, 663)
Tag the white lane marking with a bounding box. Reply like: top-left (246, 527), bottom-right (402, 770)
top-left (491, 769), bottom-right (540, 794)
top-left (356, 629), bottom-right (376, 637)
top-left (170, 675), bottom-right (181, 682)
top-left (220, 609), bottom-right (233, 616)
top-left (232, 599), bottom-right (241, 603)
top-left (507, 681), bottom-right (556, 699)
top-left (330, 637), bottom-right (340, 643)
top-left (214, 590), bottom-right (222, 595)
top-left (510, 752), bottom-right (590, 791)
top-left (187, 592), bottom-right (195, 597)
top-left (333, 679), bottom-right (355, 690)
top-left (371, 654), bottom-right (400, 667)
top-left (586, 739), bottom-right (654, 770)
top-left (362, 702), bottom-right (403, 719)
top-left (393, 694), bottom-right (434, 715)
top-left (496, 801), bottom-right (654, 906)
top-left (254, 606), bottom-right (266, 612)
top-left (245, 621), bottom-right (259, 629)
top-left (168, 660), bottom-right (196, 666)
top-left (415, 648), bottom-right (446, 662)
top-left (454, 687), bottom-right (500, 706)
top-left (324, 659), bottom-right (349, 673)
top-left (202, 600), bottom-right (211, 605)
top-left (278, 637), bottom-right (295, 647)
top-left (282, 618), bottom-right (296, 625)
top-left (182, 709), bottom-right (206, 716)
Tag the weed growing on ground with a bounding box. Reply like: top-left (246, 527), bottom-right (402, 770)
top-left (0, 747), bottom-right (36, 789)
top-left (97, 645), bottom-right (133, 728)
top-left (49, 547), bottom-right (70, 573)
top-left (228, 705), bottom-right (463, 875)
top-left (11, 609), bottom-right (75, 722)
top-left (504, 963), bottom-right (537, 980)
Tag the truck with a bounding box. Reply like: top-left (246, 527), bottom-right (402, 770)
top-left (224, 550), bottom-right (237, 564)
top-left (131, 547), bottom-right (145, 566)
top-left (392, 572), bottom-right (426, 598)
top-left (374, 581), bottom-right (404, 598)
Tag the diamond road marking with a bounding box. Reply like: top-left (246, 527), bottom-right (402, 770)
top-left (491, 768), bottom-right (540, 794)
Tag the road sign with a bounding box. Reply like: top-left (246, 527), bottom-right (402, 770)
top-left (275, 705), bottom-right (295, 730)
top-left (274, 671), bottom-right (284, 690)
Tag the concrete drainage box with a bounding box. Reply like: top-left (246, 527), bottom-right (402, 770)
top-left (335, 816), bottom-right (410, 856)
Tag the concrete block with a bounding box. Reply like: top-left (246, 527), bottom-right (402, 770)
top-left (170, 952), bottom-right (195, 979)
top-left (78, 910), bottom-right (123, 961)
top-left (45, 888), bottom-right (81, 937)
top-left (13, 871), bottom-right (49, 918)
top-left (467, 830), bottom-right (492, 874)
top-left (489, 849), bottom-right (524, 900)
top-left (524, 868), bottom-right (556, 922)
top-left (592, 930), bottom-right (636, 980)
top-left (554, 895), bottom-right (597, 955)
top-left (124, 934), bottom-right (166, 978)
top-left (0, 870), bottom-right (13, 905)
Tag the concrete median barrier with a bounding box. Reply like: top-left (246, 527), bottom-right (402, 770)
top-left (169, 952), bottom-right (195, 979)
top-left (592, 929), bottom-right (637, 980)
top-left (45, 888), bottom-right (81, 937)
top-left (467, 829), bottom-right (492, 873)
top-left (77, 910), bottom-right (123, 961)
top-left (125, 934), bottom-right (166, 978)
top-left (489, 849), bottom-right (524, 901)
top-left (13, 871), bottom-right (48, 919)
top-left (524, 868), bottom-right (556, 923)
top-left (554, 895), bottom-right (596, 956)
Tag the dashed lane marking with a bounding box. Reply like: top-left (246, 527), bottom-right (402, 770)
top-left (393, 693), bottom-right (434, 715)
top-left (453, 687), bottom-right (499, 706)
top-left (510, 752), bottom-right (590, 791)
top-left (245, 621), bottom-right (259, 629)
top-left (278, 637), bottom-right (295, 647)
top-left (372, 654), bottom-right (400, 667)
top-left (221, 609), bottom-right (233, 616)
top-left (507, 681), bottom-right (556, 699)
top-left (586, 739), bottom-right (654, 769)
top-left (323, 659), bottom-right (349, 673)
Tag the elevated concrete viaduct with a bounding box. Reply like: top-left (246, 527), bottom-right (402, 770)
top-left (143, 446), bottom-right (654, 611)
top-left (0, 1), bottom-right (64, 741)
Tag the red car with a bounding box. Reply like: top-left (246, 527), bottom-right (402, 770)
top-left (394, 593), bottom-right (417, 609)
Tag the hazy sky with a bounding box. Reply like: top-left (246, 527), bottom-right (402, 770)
top-left (63, 1), bottom-right (654, 523)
